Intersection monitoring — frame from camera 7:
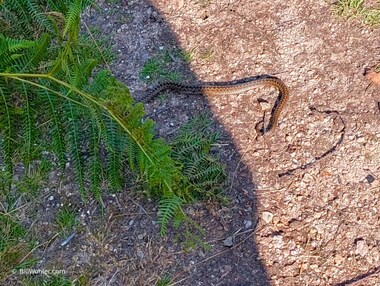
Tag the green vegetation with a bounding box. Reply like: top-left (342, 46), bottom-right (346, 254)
top-left (334, 0), bottom-right (380, 25)
top-left (22, 276), bottom-right (73, 286)
top-left (0, 0), bottom-right (227, 284)
top-left (0, 214), bottom-right (29, 280)
top-left (140, 49), bottom-right (184, 82)
top-left (22, 275), bottom-right (90, 286)
top-left (156, 275), bottom-right (172, 286)
top-left (171, 114), bottom-right (226, 201)
top-left (177, 47), bottom-right (196, 63)
top-left (0, 1), bottom-right (227, 283)
top-left (199, 49), bottom-right (214, 61)
top-left (104, 0), bottom-right (121, 4)
top-left (55, 206), bottom-right (78, 235)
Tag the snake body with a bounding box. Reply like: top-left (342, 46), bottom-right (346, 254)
top-left (143, 75), bottom-right (289, 135)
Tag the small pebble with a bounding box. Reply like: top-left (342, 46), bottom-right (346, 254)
top-left (136, 249), bottom-right (144, 259)
top-left (223, 236), bottom-right (234, 247)
top-left (244, 220), bottom-right (253, 229)
top-left (262, 211), bottom-right (274, 224)
top-left (365, 174), bottom-right (375, 184)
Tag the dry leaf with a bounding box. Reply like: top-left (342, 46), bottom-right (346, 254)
top-left (364, 69), bottom-right (380, 86)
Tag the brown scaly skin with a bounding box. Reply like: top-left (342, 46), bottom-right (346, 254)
top-left (143, 75), bottom-right (289, 135)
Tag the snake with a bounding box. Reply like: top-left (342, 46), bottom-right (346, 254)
top-left (142, 75), bottom-right (289, 135)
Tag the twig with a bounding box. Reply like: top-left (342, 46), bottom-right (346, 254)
top-left (112, 211), bottom-right (156, 219)
top-left (82, 21), bottom-right (111, 70)
top-left (18, 233), bottom-right (59, 265)
top-left (107, 269), bottom-right (120, 286)
top-left (194, 231), bottom-right (254, 266)
top-left (279, 106), bottom-right (346, 177)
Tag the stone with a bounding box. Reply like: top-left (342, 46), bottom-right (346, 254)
top-left (262, 211), bottom-right (274, 224)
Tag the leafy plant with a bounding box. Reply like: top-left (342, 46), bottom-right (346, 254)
top-left (155, 115), bottom-right (227, 235)
top-left (0, 0), bottom-right (227, 238)
top-left (333, 0), bottom-right (380, 25)
top-left (140, 50), bottom-right (183, 83)
top-left (156, 275), bottom-right (172, 286)
top-left (0, 214), bottom-right (29, 280)
top-left (177, 47), bottom-right (195, 63)
top-left (171, 114), bottom-right (226, 200)
top-left (56, 206), bottom-right (78, 235)
top-left (22, 275), bottom-right (75, 286)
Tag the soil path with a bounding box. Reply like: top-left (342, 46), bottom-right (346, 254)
top-left (29, 1), bottom-right (379, 285)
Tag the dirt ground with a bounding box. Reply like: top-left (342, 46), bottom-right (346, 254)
top-left (7, 0), bottom-right (380, 285)
top-left (85, 0), bottom-right (380, 284)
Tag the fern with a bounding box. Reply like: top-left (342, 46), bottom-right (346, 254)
top-left (0, 0), bottom-right (35, 37)
top-left (0, 0), bottom-right (228, 236)
top-left (45, 0), bottom-right (68, 13)
top-left (158, 195), bottom-right (183, 236)
top-left (64, 100), bottom-right (85, 195)
top-left (173, 210), bottom-right (186, 229)
top-left (1, 32), bottom-right (50, 73)
top-left (84, 69), bottom-right (112, 94)
top-left (103, 118), bottom-right (124, 191)
top-left (20, 83), bottom-right (35, 171)
top-left (0, 81), bottom-right (15, 175)
top-left (26, 0), bottom-right (55, 33)
top-left (171, 115), bottom-right (226, 200)
top-left (63, 0), bottom-right (82, 41)
top-left (43, 89), bottom-right (66, 170)
top-left (0, 0), bottom-right (92, 39)
top-left (87, 120), bottom-right (102, 200)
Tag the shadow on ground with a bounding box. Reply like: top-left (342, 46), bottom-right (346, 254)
top-left (1, 1), bottom-right (276, 286)
top-left (82, 1), bottom-right (271, 285)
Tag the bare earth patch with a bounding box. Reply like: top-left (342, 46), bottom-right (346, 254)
top-left (7, 1), bottom-right (380, 286)
top-left (139, 1), bottom-right (380, 285)
top-left (111, 0), bottom-right (380, 285)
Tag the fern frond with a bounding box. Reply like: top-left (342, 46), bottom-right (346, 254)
top-left (107, 149), bottom-right (123, 192)
top-left (1, 0), bottom-right (91, 38)
top-left (26, 0), bottom-right (55, 33)
top-left (42, 88), bottom-right (66, 170)
top-left (142, 138), bottom-right (177, 192)
top-left (103, 117), bottom-right (124, 191)
top-left (99, 82), bottom-right (182, 197)
top-left (46, 0), bottom-right (93, 15)
top-left (0, 81), bottom-right (15, 174)
top-left (63, 0), bottom-right (82, 41)
top-left (84, 69), bottom-right (112, 95)
top-left (125, 134), bottom-right (138, 172)
top-left (0, 35), bottom-right (14, 71)
top-left (69, 59), bottom-right (97, 89)
top-left (0, 0), bottom-right (34, 36)
top-left (171, 135), bottom-right (204, 159)
top-left (20, 83), bottom-right (36, 172)
top-left (15, 33), bottom-right (50, 73)
top-left (64, 100), bottom-right (85, 195)
top-left (88, 119), bottom-right (102, 200)
top-left (171, 116), bottom-right (226, 199)
top-left (183, 153), bottom-right (208, 177)
top-left (158, 195), bottom-right (183, 236)
top-left (173, 210), bottom-right (185, 229)
top-left (46, 0), bottom-right (68, 13)
top-left (0, 33), bottom-right (50, 73)
top-left (188, 162), bottom-right (224, 183)
top-left (2, 36), bottom-right (36, 54)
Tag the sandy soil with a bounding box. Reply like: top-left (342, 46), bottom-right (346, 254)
top-left (137, 1), bottom-right (380, 285)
